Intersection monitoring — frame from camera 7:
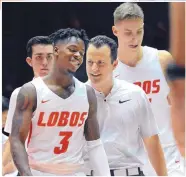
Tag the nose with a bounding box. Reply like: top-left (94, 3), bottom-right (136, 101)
top-left (42, 57), bottom-right (48, 67)
top-left (74, 51), bottom-right (82, 60)
top-left (91, 62), bottom-right (99, 72)
top-left (131, 34), bottom-right (138, 44)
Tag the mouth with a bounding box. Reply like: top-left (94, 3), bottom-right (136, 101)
top-left (41, 69), bottom-right (49, 71)
top-left (70, 58), bottom-right (81, 67)
top-left (129, 45), bottom-right (138, 49)
top-left (90, 73), bottom-right (101, 77)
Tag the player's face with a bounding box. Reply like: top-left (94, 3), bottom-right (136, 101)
top-left (26, 44), bottom-right (54, 77)
top-left (54, 37), bottom-right (85, 74)
top-left (86, 44), bottom-right (118, 84)
top-left (112, 18), bottom-right (144, 52)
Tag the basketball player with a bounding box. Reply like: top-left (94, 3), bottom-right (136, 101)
top-left (5, 36), bottom-right (54, 135)
top-left (112, 2), bottom-right (183, 175)
top-left (84, 35), bottom-right (167, 176)
top-left (166, 2), bottom-right (185, 158)
top-left (4, 36), bottom-right (54, 176)
top-left (9, 28), bottom-right (110, 176)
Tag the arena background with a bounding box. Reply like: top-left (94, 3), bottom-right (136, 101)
top-left (2, 2), bottom-right (169, 98)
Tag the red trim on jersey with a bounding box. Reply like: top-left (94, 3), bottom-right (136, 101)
top-left (27, 121), bottom-right (33, 148)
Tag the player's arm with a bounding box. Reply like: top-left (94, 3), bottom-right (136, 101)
top-left (167, 2), bottom-right (185, 157)
top-left (159, 50), bottom-right (185, 157)
top-left (84, 85), bottom-right (110, 176)
top-left (9, 83), bottom-right (36, 176)
top-left (136, 89), bottom-right (167, 176)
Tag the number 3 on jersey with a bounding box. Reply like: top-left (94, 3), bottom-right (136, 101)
top-left (54, 131), bottom-right (72, 154)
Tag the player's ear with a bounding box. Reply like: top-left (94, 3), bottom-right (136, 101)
top-left (112, 25), bottom-right (118, 37)
top-left (112, 59), bottom-right (118, 70)
top-left (26, 57), bottom-right (33, 67)
top-left (54, 46), bottom-right (59, 56)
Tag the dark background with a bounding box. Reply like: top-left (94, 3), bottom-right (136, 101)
top-left (2, 2), bottom-right (169, 98)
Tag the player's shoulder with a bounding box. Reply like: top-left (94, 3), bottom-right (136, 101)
top-left (11, 87), bottom-right (21, 98)
top-left (115, 79), bottom-right (144, 94)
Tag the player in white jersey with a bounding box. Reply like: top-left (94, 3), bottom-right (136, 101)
top-left (84, 35), bottom-right (167, 176)
top-left (5, 36), bottom-right (54, 135)
top-left (4, 36), bottom-right (54, 176)
top-left (112, 2), bottom-right (183, 176)
top-left (9, 28), bottom-right (110, 176)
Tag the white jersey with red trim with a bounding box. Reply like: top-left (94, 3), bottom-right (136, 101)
top-left (113, 46), bottom-right (181, 174)
top-left (27, 77), bottom-right (89, 176)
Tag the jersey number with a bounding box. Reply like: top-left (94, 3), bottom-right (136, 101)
top-left (54, 131), bottom-right (72, 154)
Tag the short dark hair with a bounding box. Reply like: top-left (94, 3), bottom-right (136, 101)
top-left (26, 36), bottom-right (52, 57)
top-left (114, 3), bottom-right (144, 24)
top-left (88, 35), bottom-right (117, 63)
top-left (2, 96), bottom-right (9, 112)
top-left (50, 28), bottom-right (89, 47)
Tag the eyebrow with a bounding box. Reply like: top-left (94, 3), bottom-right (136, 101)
top-left (124, 27), bottom-right (144, 32)
top-left (34, 53), bottom-right (53, 55)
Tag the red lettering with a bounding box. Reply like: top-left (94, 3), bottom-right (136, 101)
top-left (69, 112), bottom-right (80, 126)
top-left (54, 131), bottom-right (72, 154)
top-left (37, 112), bottom-right (46, 126)
top-left (78, 112), bottom-right (87, 126)
top-left (58, 112), bottom-right (70, 126)
top-left (143, 80), bottom-right (151, 94)
top-left (134, 82), bottom-right (141, 87)
top-left (47, 112), bottom-right (59, 127)
top-left (152, 79), bottom-right (160, 93)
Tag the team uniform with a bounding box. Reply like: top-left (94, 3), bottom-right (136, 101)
top-left (84, 79), bottom-right (158, 176)
top-left (25, 77), bottom-right (90, 176)
top-left (5, 88), bottom-right (21, 134)
top-left (113, 46), bottom-right (183, 175)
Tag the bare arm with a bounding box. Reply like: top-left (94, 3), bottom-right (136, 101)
top-left (2, 139), bottom-right (12, 166)
top-left (159, 51), bottom-right (185, 157)
top-left (84, 85), bottom-right (110, 176)
top-left (9, 83), bottom-right (36, 176)
top-left (84, 85), bottom-right (100, 141)
top-left (143, 135), bottom-right (167, 176)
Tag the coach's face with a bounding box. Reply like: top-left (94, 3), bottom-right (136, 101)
top-left (86, 44), bottom-right (117, 85)
top-left (54, 37), bottom-right (85, 74)
top-left (112, 18), bottom-right (144, 52)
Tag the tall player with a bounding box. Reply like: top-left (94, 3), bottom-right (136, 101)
top-left (9, 28), bottom-right (110, 176)
top-left (112, 2), bottom-right (183, 175)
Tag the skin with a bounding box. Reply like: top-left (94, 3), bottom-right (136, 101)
top-left (26, 44), bottom-right (54, 77)
top-left (169, 2), bottom-right (185, 157)
top-left (10, 36), bottom-right (100, 176)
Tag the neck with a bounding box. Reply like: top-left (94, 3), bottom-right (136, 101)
top-left (118, 46), bottom-right (143, 67)
top-left (47, 67), bottom-right (74, 88)
top-left (91, 77), bottom-right (114, 97)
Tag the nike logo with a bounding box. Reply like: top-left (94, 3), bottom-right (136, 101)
top-left (119, 99), bottom-right (131, 104)
top-left (115, 74), bottom-right (120, 78)
top-left (41, 100), bottom-right (50, 103)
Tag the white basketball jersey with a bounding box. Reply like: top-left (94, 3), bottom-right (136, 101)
top-left (27, 77), bottom-right (89, 175)
top-left (113, 46), bottom-right (181, 171)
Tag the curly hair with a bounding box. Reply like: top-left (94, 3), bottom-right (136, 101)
top-left (49, 28), bottom-right (89, 47)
